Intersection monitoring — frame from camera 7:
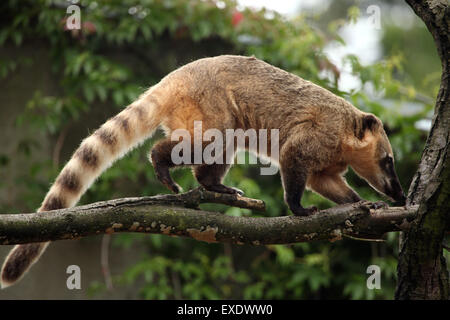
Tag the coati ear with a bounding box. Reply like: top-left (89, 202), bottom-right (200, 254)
top-left (362, 114), bottom-right (379, 132)
top-left (357, 114), bottom-right (379, 139)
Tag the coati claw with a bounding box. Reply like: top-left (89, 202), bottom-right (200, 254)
top-left (358, 200), bottom-right (388, 212)
top-left (202, 184), bottom-right (244, 195)
top-left (167, 182), bottom-right (182, 194)
top-left (231, 187), bottom-right (245, 196)
top-left (292, 206), bottom-right (318, 217)
top-left (369, 201), bottom-right (388, 210)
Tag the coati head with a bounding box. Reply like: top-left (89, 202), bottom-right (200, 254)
top-left (347, 113), bottom-right (406, 205)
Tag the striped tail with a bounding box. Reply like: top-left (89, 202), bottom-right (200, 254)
top-left (1, 90), bottom-right (164, 288)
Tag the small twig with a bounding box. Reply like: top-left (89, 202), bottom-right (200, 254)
top-left (52, 124), bottom-right (70, 167)
top-left (100, 234), bottom-right (113, 291)
top-left (224, 243), bottom-right (235, 273)
top-left (160, 187), bottom-right (266, 212)
top-left (170, 270), bottom-right (182, 300)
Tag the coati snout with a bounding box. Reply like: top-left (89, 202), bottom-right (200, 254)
top-left (348, 114), bottom-right (406, 205)
top-left (378, 156), bottom-right (406, 205)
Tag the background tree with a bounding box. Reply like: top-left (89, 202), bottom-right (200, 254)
top-left (395, 0), bottom-right (449, 300)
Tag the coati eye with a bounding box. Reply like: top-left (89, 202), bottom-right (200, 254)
top-left (379, 155), bottom-right (394, 169)
top-left (385, 156), bottom-right (394, 168)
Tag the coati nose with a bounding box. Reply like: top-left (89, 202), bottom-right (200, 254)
top-left (386, 176), bottom-right (406, 206)
top-left (394, 193), bottom-right (406, 206)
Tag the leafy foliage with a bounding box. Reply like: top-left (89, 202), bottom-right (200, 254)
top-left (0, 0), bottom-right (440, 299)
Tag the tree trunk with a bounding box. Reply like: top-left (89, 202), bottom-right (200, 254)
top-left (396, 0), bottom-right (449, 300)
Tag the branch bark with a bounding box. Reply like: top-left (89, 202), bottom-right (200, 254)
top-left (396, 0), bottom-right (450, 300)
top-left (0, 189), bottom-right (417, 245)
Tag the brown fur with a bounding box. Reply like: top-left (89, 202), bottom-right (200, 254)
top-left (74, 144), bottom-right (99, 168)
top-left (1, 55), bottom-right (405, 287)
top-left (112, 115), bottom-right (131, 135)
top-left (95, 128), bottom-right (118, 148)
top-left (55, 169), bottom-right (81, 193)
top-left (42, 194), bottom-right (66, 211)
top-left (1, 243), bottom-right (48, 288)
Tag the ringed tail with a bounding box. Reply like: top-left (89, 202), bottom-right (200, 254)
top-left (1, 88), bottom-right (165, 288)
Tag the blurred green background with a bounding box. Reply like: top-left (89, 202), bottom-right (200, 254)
top-left (0, 0), bottom-right (445, 299)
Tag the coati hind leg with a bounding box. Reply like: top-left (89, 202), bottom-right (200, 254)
top-left (150, 139), bottom-right (183, 193)
top-left (150, 139), bottom-right (243, 195)
top-left (193, 163), bottom-right (244, 195)
top-left (307, 173), bottom-right (361, 204)
top-left (193, 142), bottom-right (243, 195)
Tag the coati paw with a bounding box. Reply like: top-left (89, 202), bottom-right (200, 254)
top-left (155, 173), bottom-right (181, 194)
top-left (291, 206), bottom-right (318, 217)
top-left (166, 182), bottom-right (182, 194)
top-left (394, 197), bottom-right (406, 207)
top-left (368, 201), bottom-right (388, 210)
top-left (230, 187), bottom-right (245, 196)
top-left (203, 184), bottom-right (244, 195)
top-left (358, 200), bottom-right (388, 212)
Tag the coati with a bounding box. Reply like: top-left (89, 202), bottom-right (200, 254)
top-left (1, 55), bottom-right (405, 288)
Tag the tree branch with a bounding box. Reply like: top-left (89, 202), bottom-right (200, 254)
top-left (0, 188), bottom-right (417, 245)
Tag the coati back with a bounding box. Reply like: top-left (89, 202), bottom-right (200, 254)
top-left (1, 55), bottom-right (405, 288)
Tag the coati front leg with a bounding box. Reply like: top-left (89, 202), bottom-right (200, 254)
top-left (193, 163), bottom-right (244, 195)
top-left (280, 147), bottom-right (318, 217)
top-left (307, 173), bottom-right (362, 204)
